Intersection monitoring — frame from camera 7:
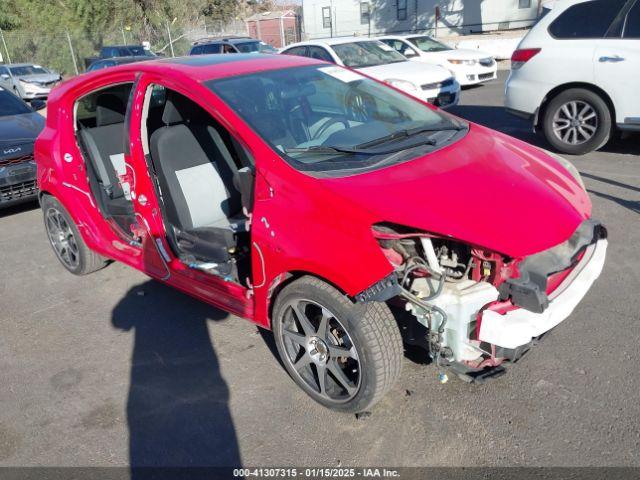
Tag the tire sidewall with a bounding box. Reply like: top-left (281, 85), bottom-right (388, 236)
top-left (543, 89), bottom-right (611, 155)
top-left (272, 279), bottom-right (382, 413)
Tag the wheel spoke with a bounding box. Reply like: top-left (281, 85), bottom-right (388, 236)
top-left (293, 354), bottom-right (311, 372)
top-left (578, 126), bottom-right (591, 141)
top-left (283, 329), bottom-right (306, 346)
top-left (582, 123), bottom-right (597, 133)
top-left (328, 344), bottom-right (356, 359)
top-left (327, 360), bottom-right (357, 395)
top-left (581, 112), bottom-right (596, 122)
top-left (317, 308), bottom-right (331, 338)
top-left (316, 364), bottom-right (327, 394)
top-left (291, 302), bottom-right (315, 336)
top-left (561, 104), bottom-right (573, 120)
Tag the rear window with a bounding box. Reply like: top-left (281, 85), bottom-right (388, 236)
top-left (548, 0), bottom-right (627, 39)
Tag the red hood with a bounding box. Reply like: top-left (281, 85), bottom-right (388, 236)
top-left (320, 124), bottom-right (591, 258)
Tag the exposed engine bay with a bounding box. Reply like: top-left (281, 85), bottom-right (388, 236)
top-left (367, 221), bottom-right (608, 383)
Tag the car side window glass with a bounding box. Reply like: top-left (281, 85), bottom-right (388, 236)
top-left (624, 2), bottom-right (640, 38)
top-left (308, 46), bottom-right (334, 62)
top-left (203, 43), bottom-right (222, 54)
top-left (223, 44), bottom-right (236, 54)
top-left (191, 46), bottom-right (202, 55)
top-left (283, 46), bottom-right (308, 57)
top-left (548, 0), bottom-right (627, 39)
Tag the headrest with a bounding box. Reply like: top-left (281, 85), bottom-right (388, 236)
top-left (162, 92), bottom-right (189, 126)
top-left (96, 94), bottom-right (126, 126)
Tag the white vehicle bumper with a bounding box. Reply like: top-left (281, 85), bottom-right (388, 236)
top-left (504, 71), bottom-right (550, 118)
top-left (419, 81), bottom-right (460, 109)
top-left (479, 239), bottom-right (608, 350)
top-left (453, 62), bottom-right (498, 86)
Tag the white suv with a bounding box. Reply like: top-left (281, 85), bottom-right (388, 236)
top-left (505, 0), bottom-right (640, 154)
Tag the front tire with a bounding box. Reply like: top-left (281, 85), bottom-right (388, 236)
top-left (272, 276), bottom-right (403, 413)
top-left (542, 88), bottom-right (611, 155)
top-left (41, 195), bottom-right (108, 275)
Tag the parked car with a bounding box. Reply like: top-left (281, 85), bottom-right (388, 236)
top-left (36, 54), bottom-right (607, 413)
top-left (281, 38), bottom-right (460, 108)
top-left (505, 0), bottom-right (640, 154)
top-left (0, 63), bottom-right (61, 101)
top-left (0, 87), bottom-right (45, 207)
top-left (100, 45), bottom-right (156, 59)
top-left (85, 44), bottom-right (157, 70)
top-left (377, 35), bottom-right (498, 86)
top-left (86, 56), bottom-right (154, 72)
top-left (189, 36), bottom-right (278, 55)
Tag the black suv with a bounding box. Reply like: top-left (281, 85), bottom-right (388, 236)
top-left (189, 36), bottom-right (277, 55)
top-left (0, 88), bottom-right (45, 208)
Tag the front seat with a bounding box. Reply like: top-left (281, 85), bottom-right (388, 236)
top-left (149, 91), bottom-right (245, 263)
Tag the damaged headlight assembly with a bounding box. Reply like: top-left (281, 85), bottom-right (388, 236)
top-left (543, 149), bottom-right (586, 191)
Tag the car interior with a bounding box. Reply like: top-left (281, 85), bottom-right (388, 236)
top-left (142, 85), bottom-right (255, 284)
top-left (75, 83), bottom-right (137, 235)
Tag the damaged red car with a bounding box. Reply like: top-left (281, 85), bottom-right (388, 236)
top-left (35, 54), bottom-right (607, 413)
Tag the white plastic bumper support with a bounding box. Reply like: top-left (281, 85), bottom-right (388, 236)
top-left (479, 239), bottom-right (608, 350)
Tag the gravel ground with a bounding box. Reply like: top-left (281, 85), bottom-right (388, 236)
top-left (1, 71), bottom-right (639, 467)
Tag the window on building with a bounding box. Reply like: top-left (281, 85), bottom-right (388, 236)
top-left (518, 0), bottom-right (531, 8)
top-left (360, 2), bottom-right (371, 25)
top-left (624, 1), bottom-right (640, 38)
top-left (322, 7), bottom-right (332, 29)
top-left (397, 0), bottom-right (407, 21)
top-left (548, 0), bottom-right (627, 39)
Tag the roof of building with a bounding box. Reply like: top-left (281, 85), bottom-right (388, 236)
top-left (245, 10), bottom-right (296, 21)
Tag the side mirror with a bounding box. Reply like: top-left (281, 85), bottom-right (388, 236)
top-left (30, 99), bottom-right (46, 111)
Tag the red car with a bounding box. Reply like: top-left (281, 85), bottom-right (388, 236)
top-left (35, 54), bottom-right (607, 413)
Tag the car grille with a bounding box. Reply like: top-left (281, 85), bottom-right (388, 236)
top-left (478, 72), bottom-right (495, 80)
top-left (0, 153), bottom-right (34, 167)
top-left (0, 180), bottom-right (37, 202)
top-left (421, 77), bottom-right (455, 91)
top-left (479, 57), bottom-right (495, 67)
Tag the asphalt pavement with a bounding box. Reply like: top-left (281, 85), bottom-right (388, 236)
top-left (1, 71), bottom-right (639, 467)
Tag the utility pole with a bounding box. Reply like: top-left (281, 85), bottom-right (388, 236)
top-left (121, 23), bottom-right (127, 44)
top-left (0, 28), bottom-right (12, 64)
top-left (65, 31), bottom-right (79, 75)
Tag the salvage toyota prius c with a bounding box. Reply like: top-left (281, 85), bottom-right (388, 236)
top-left (35, 54), bottom-right (607, 413)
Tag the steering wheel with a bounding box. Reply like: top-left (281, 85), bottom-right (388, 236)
top-left (345, 88), bottom-right (376, 123)
top-left (311, 117), bottom-right (350, 141)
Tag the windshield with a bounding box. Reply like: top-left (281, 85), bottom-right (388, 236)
top-left (408, 36), bottom-right (452, 52)
top-left (207, 65), bottom-right (466, 174)
top-left (10, 65), bottom-right (48, 76)
top-left (234, 41), bottom-right (264, 53)
top-left (0, 89), bottom-right (31, 116)
top-left (332, 41), bottom-right (407, 68)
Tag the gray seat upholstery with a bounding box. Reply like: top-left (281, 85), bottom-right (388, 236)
top-left (78, 94), bottom-right (128, 199)
top-left (149, 92), bottom-right (243, 234)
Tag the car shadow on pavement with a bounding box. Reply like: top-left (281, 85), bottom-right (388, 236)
top-left (0, 199), bottom-right (39, 218)
top-left (449, 105), bottom-right (640, 155)
top-left (111, 280), bottom-right (241, 472)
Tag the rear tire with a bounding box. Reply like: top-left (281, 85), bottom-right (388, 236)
top-left (542, 88), bottom-right (611, 155)
top-left (272, 276), bottom-right (403, 413)
top-left (41, 195), bottom-right (108, 275)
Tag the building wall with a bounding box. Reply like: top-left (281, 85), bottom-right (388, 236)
top-left (302, 0), bottom-right (540, 39)
top-left (247, 15), bottom-right (299, 48)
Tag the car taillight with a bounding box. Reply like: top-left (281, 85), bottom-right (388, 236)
top-left (511, 48), bottom-right (541, 70)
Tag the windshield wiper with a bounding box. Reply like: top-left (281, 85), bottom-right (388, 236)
top-left (283, 145), bottom-right (376, 155)
top-left (356, 124), bottom-right (464, 150)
